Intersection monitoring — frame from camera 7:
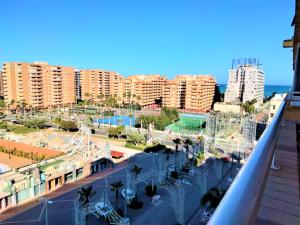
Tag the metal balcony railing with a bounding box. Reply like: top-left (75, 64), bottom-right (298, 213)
top-left (207, 100), bottom-right (286, 225)
top-left (288, 91), bottom-right (300, 106)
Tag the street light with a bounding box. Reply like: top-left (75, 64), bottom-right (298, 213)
top-left (150, 152), bottom-right (159, 191)
top-left (42, 199), bottom-right (53, 225)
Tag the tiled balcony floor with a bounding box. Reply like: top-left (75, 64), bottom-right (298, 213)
top-left (255, 120), bottom-right (300, 225)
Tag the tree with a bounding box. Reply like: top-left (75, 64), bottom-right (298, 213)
top-left (23, 118), bottom-right (47, 129)
top-left (104, 95), bottom-right (117, 114)
top-left (127, 132), bottom-right (146, 145)
top-left (130, 165), bottom-right (142, 198)
top-left (77, 185), bottom-right (96, 207)
top-left (172, 138), bottom-right (181, 172)
top-left (201, 188), bottom-right (224, 210)
top-left (110, 181), bottom-right (123, 207)
top-left (59, 120), bottom-right (78, 131)
top-left (183, 137), bottom-right (193, 159)
top-left (241, 100), bottom-right (256, 114)
top-left (211, 84), bottom-right (222, 108)
top-left (85, 116), bottom-right (94, 128)
top-left (108, 126), bottom-right (125, 138)
top-left (128, 113), bottom-right (133, 127)
top-left (53, 117), bottom-right (62, 129)
top-left (0, 99), bottom-right (6, 113)
top-left (136, 95), bottom-right (141, 103)
top-left (18, 100), bottom-right (27, 115)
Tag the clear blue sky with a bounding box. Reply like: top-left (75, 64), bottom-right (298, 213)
top-left (0, 0), bottom-right (295, 85)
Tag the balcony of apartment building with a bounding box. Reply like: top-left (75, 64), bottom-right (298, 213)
top-left (191, 44), bottom-right (300, 225)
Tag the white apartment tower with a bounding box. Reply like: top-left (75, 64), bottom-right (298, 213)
top-left (224, 61), bottom-right (265, 103)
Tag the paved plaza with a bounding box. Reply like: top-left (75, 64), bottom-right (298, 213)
top-left (0, 151), bottom-right (240, 225)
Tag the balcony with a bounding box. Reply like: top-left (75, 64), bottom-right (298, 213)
top-left (187, 93), bottom-right (300, 225)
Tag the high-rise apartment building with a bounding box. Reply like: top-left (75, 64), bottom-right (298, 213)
top-left (75, 69), bottom-right (81, 100)
top-left (125, 75), bottom-right (167, 106)
top-left (80, 69), bottom-right (124, 102)
top-left (224, 63), bottom-right (265, 103)
top-left (2, 62), bottom-right (75, 108)
top-left (164, 75), bottom-right (216, 112)
top-left (0, 70), bottom-right (4, 97)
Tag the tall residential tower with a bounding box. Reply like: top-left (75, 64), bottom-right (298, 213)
top-left (224, 60), bottom-right (265, 103)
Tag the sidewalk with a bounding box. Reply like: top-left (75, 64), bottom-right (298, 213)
top-left (0, 161), bottom-right (127, 222)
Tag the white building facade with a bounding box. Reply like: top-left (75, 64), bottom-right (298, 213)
top-left (224, 64), bottom-right (265, 104)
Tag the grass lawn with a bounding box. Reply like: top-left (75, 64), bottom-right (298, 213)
top-left (7, 125), bottom-right (39, 134)
top-left (124, 142), bottom-right (146, 151)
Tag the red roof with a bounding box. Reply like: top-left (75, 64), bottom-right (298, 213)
top-left (111, 150), bottom-right (124, 158)
top-left (0, 139), bottom-right (61, 157)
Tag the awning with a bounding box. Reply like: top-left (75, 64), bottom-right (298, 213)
top-left (111, 150), bottom-right (124, 159)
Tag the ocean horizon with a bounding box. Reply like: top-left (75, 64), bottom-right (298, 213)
top-left (218, 84), bottom-right (291, 97)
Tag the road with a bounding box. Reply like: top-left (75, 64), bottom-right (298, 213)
top-left (1, 152), bottom-right (240, 225)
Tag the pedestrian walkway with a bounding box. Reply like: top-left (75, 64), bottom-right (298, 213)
top-left (0, 161), bottom-right (127, 222)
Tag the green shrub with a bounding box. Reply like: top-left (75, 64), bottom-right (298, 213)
top-left (0, 121), bottom-right (8, 129)
top-left (124, 143), bottom-right (145, 151)
top-left (13, 126), bottom-right (37, 134)
top-left (59, 120), bottom-right (78, 131)
top-left (103, 111), bottom-right (114, 116)
top-left (107, 126), bottom-right (125, 138)
top-left (135, 107), bottom-right (179, 130)
top-left (144, 144), bottom-right (166, 153)
top-left (126, 132), bottom-right (146, 145)
top-left (23, 118), bottom-right (47, 129)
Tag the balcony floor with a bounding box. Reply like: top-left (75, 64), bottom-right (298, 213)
top-left (256, 120), bottom-right (300, 225)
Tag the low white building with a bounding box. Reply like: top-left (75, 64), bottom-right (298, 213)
top-left (268, 94), bottom-right (286, 123)
top-left (213, 102), bottom-right (241, 113)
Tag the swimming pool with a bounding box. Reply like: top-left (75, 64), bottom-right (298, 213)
top-left (0, 164), bottom-right (10, 174)
top-left (95, 115), bottom-right (136, 126)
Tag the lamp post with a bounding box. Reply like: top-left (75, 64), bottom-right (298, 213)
top-left (150, 152), bottom-right (159, 191)
top-left (44, 199), bottom-right (53, 225)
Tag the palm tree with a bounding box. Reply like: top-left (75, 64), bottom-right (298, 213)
top-left (172, 138), bottom-right (181, 172)
top-left (77, 185), bottom-right (96, 207)
top-left (96, 94), bottom-right (102, 105)
top-left (201, 188), bottom-right (224, 210)
top-left (130, 165), bottom-right (142, 197)
top-left (183, 138), bottom-right (193, 159)
top-left (0, 99), bottom-right (6, 114)
top-left (18, 100), bottom-right (27, 115)
top-left (163, 147), bottom-right (172, 178)
top-left (136, 95), bottom-right (141, 104)
top-left (129, 113), bottom-right (133, 127)
top-left (116, 117), bottom-right (123, 126)
top-left (110, 181), bottom-right (123, 207)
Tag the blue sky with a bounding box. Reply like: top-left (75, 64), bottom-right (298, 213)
top-left (0, 0), bottom-right (295, 85)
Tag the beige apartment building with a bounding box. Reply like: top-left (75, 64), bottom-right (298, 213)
top-left (163, 75), bottom-right (216, 112)
top-left (2, 62), bottom-right (75, 108)
top-left (0, 70), bottom-right (4, 97)
top-left (80, 69), bottom-right (124, 102)
top-left (124, 75), bottom-right (167, 106)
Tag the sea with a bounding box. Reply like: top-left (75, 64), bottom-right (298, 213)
top-left (218, 84), bottom-right (291, 97)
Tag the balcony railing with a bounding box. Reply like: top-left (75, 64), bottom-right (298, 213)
top-left (207, 99), bottom-right (286, 225)
top-left (288, 91), bottom-right (300, 106)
